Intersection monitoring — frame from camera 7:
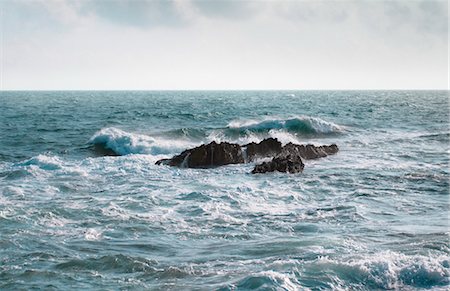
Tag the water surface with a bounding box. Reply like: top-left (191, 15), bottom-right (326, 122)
top-left (0, 90), bottom-right (448, 290)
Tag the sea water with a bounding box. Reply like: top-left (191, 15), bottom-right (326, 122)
top-left (0, 90), bottom-right (448, 290)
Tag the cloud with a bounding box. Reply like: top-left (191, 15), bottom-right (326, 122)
top-left (191, 0), bottom-right (262, 19)
top-left (358, 1), bottom-right (448, 38)
top-left (3, 0), bottom-right (447, 37)
top-left (1, 0), bottom-right (447, 90)
top-left (78, 0), bottom-right (190, 28)
top-left (73, 0), bottom-right (263, 28)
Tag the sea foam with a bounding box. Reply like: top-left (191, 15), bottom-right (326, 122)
top-left (88, 127), bottom-right (196, 156)
top-left (18, 155), bottom-right (64, 171)
top-left (227, 116), bottom-right (343, 134)
top-left (315, 251), bottom-right (450, 289)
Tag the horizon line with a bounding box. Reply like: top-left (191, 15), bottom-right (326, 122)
top-left (1, 88), bottom-right (449, 92)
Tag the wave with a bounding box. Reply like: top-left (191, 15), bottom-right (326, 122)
top-left (55, 255), bottom-right (202, 279)
top-left (87, 118), bottom-right (341, 158)
top-left (17, 155), bottom-right (64, 171)
top-left (227, 116), bottom-right (343, 135)
top-left (55, 254), bottom-right (157, 273)
top-left (88, 127), bottom-right (196, 156)
top-left (0, 154), bottom-right (91, 182)
top-left (312, 251), bottom-right (449, 289)
top-left (233, 271), bottom-right (299, 290)
top-left (417, 132), bottom-right (450, 142)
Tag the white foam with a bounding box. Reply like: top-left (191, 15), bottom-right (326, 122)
top-left (228, 116), bottom-right (343, 134)
top-left (18, 154), bottom-right (64, 171)
top-left (267, 130), bottom-right (300, 144)
top-left (242, 270), bottom-right (301, 291)
top-left (316, 251), bottom-right (450, 289)
top-left (84, 228), bottom-right (103, 241)
top-left (89, 127), bottom-right (196, 156)
top-left (101, 202), bottom-right (131, 220)
top-left (39, 211), bottom-right (72, 228)
top-left (206, 129), bottom-right (262, 145)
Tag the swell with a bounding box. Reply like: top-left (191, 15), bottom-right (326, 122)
top-left (303, 252), bottom-right (450, 290)
top-left (55, 254), bottom-right (157, 273)
top-left (88, 127), bottom-right (198, 157)
top-left (88, 116), bottom-right (343, 157)
top-left (161, 116), bottom-right (343, 139)
top-left (227, 116), bottom-right (343, 135)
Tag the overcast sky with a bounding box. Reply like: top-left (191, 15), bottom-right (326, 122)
top-left (1, 0), bottom-right (448, 90)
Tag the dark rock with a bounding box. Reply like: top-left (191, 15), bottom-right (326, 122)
top-left (157, 141), bottom-right (244, 168)
top-left (155, 158), bottom-right (171, 166)
top-left (282, 143), bottom-right (338, 160)
top-left (92, 143), bottom-right (120, 157)
top-left (321, 144), bottom-right (339, 155)
top-left (252, 152), bottom-right (304, 174)
top-left (251, 142), bottom-right (338, 174)
top-left (244, 138), bottom-right (283, 161)
top-left (155, 138), bottom-right (338, 172)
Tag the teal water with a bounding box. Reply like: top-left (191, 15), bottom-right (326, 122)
top-left (0, 91), bottom-right (448, 290)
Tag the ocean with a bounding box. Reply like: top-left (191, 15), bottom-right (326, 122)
top-left (0, 90), bottom-right (448, 290)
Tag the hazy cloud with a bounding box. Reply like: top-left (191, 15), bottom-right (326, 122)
top-left (79, 0), bottom-right (190, 28)
top-left (1, 0), bottom-right (448, 90)
top-left (191, 0), bottom-right (262, 19)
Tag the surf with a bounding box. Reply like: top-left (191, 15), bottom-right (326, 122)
top-left (227, 116), bottom-right (343, 135)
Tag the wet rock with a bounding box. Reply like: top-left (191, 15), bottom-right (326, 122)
top-left (156, 138), bottom-right (338, 173)
top-left (251, 142), bottom-right (338, 174)
top-left (155, 158), bottom-right (171, 166)
top-left (92, 143), bottom-right (120, 157)
top-left (243, 138), bottom-right (283, 161)
top-left (252, 152), bottom-right (304, 174)
top-left (157, 141), bottom-right (244, 168)
top-left (282, 143), bottom-right (338, 160)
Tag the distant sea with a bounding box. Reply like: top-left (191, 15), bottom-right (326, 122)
top-left (0, 90), bottom-right (448, 290)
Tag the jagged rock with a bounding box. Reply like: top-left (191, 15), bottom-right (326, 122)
top-left (155, 138), bottom-right (339, 173)
top-left (156, 141), bottom-right (244, 168)
top-left (243, 138), bottom-right (283, 161)
top-left (92, 143), bottom-right (120, 157)
top-left (155, 158), bottom-right (172, 166)
top-left (252, 152), bottom-right (304, 174)
top-left (251, 142), bottom-right (338, 174)
top-left (282, 143), bottom-right (338, 160)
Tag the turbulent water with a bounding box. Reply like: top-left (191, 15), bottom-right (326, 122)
top-left (0, 90), bottom-right (448, 290)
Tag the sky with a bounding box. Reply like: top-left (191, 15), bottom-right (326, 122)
top-left (1, 0), bottom-right (448, 90)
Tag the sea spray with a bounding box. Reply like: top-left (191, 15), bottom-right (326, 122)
top-left (88, 127), bottom-right (197, 157)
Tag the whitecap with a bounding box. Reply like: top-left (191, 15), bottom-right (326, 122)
top-left (18, 154), bottom-right (64, 171)
top-left (235, 270), bottom-right (301, 290)
top-left (227, 116), bottom-right (343, 135)
top-left (88, 127), bottom-right (197, 157)
top-left (84, 228), bottom-right (103, 241)
top-left (315, 251), bottom-right (449, 289)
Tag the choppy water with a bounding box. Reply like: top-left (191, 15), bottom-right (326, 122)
top-left (0, 90), bottom-right (448, 290)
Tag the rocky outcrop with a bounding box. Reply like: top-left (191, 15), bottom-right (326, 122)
top-left (156, 141), bottom-right (244, 168)
top-left (251, 152), bottom-right (304, 174)
top-left (155, 138), bottom-right (339, 174)
top-left (282, 143), bottom-right (339, 160)
top-left (243, 138), bottom-right (283, 161)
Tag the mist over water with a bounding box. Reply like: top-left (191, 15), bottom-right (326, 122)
top-left (0, 91), bottom-right (448, 290)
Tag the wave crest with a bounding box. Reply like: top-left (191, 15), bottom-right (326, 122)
top-left (234, 271), bottom-right (299, 290)
top-left (88, 127), bottom-right (196, 156)
top-left (228, 116), bottom-right (343, 135)
top-left (315, 251), bottom-right (449, 289)
top-left (18, 155), bottom-right (64, 171)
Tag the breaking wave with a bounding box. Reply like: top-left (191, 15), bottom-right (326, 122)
top-left (88, 127), bottom-right (196, 156)
top-left (17, 155), bottom-right (64, 171)
top-left (312, 252), bottom-right (450, 289)
top-left (233, 271), bottom-right (299, 290)
top-left (227, 116), bottom-right (343, 135)
top-left (87, 118), bottom-right (342, 158)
